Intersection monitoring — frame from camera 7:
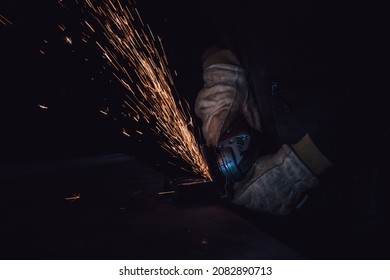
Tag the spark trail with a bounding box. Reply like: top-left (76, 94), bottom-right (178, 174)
top-left (83, 0), bottom-right (211, 180)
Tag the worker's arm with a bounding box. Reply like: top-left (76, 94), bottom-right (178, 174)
top-left (196, 48), bottom-right (325, 216)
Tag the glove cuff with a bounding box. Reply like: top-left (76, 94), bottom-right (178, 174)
top-left (280, 144), bottom-right (319, 195)
top-left (291, 134), bottom-right (333, 175)
top-left (202, 49), bottom-right (241, 69)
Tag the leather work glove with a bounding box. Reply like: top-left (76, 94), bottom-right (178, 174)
top-left (232, 144), bottom-right (319, 216)
top-left (195, 55), bottom-right (261, 147)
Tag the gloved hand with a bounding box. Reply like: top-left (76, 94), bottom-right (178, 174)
top-left (195, 61), bottom-right (261, 147)
top-left (232, 144), bottom-right (319, 216)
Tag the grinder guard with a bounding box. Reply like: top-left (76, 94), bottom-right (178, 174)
top-left (202, 116), bottom-right (261, 183)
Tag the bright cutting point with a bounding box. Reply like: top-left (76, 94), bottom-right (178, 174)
top-left (83, 0), bottom-right (211, 180)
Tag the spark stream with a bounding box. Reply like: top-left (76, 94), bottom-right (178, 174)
top-left (83, 0), bottom-right (211, 180)
top-left (119, 266), bottom-right (203, 276)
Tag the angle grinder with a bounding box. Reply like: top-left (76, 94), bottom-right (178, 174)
top-left (202, 116), bottom-right (261, 184)
top-left (161, 116), bottom-right (260, 204)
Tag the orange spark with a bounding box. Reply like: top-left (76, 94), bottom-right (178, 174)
top-left (122, 128), bottom-right (131, 138)
top-left (65, 193), bottom-right (80, 202)
top-left (84, 20), bottom-right (95, 32)
top-left (58, 0), bottom-right (66, 8)
top-left (38, 104), bottom-right (48, 109)
top-left (64, 36), bottom-right (73, 44)
top-left (83, 0), bottom-right (211, 180)
top-left (0, 14), bottom-right (13, 26)
top-left (58, 24), bottom-right (66, 31)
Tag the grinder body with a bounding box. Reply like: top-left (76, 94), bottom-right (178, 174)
top-left (202, 116), bottom-right (261, 184)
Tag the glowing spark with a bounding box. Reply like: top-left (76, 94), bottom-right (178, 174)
top-left (180, 166), bottom-right (192, 173)
top-left (65, 193), bottom-right (80, 202)
top-left (39, 50), bottom-right (45, 55)
top-left (64, 36), bottom-right (73, 44)
top-left (58, 0), bottom-right (66, 8)
top-left (38, 104), bottom-right (48, 109)
top-left (0, 14), bottom-right (13, 26)
top-left (100, 106), bottom-right (109, 115)
top-left (135, 130), bottom-right (143, 135)
top-left (84, 20), bottom-right (95, 32)
top-left (83, 0), bottom-right (211, 180)
top-left (134, 8), bottom-right (144, 26)
top-left (58, 24), bottom-right (66, 31)
top-left (158, 190), bottom-right (175, 195)
top-left (122, 128), bottom-right (131, 138)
